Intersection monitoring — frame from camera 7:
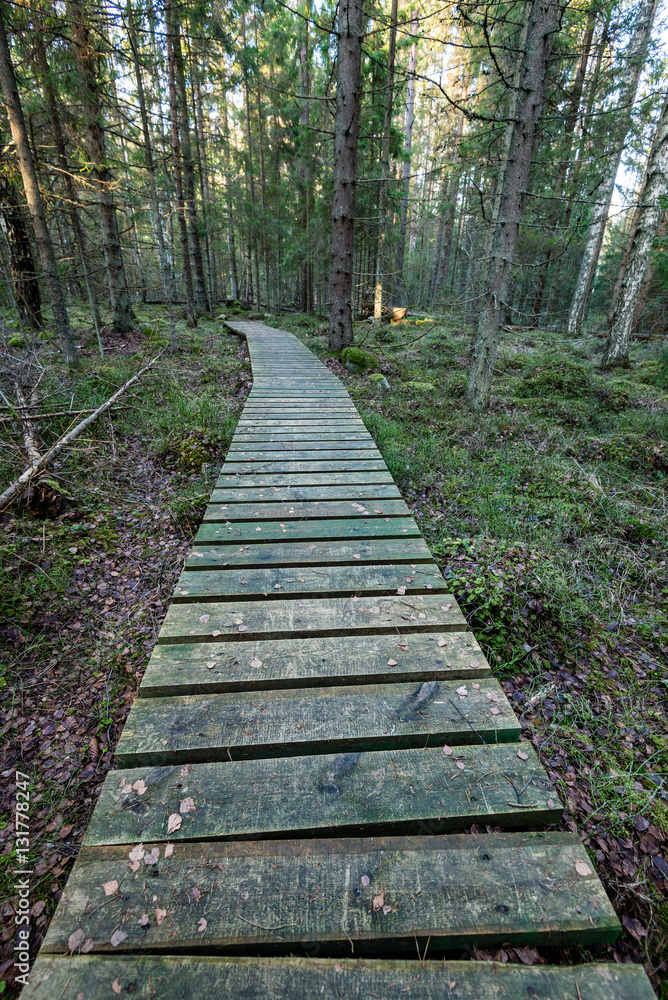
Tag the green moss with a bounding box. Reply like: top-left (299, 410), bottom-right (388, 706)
top-left (341, 346), bottom-right (379, 372)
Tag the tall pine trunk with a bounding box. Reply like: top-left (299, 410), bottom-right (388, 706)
top-left (0, 12), bottom-right (76, 362)
top-left (604, 94), bottom-right (668, 366)
top-left (165, 0), bottom-right (196, 327)
top-left (373, 0), bottom-right (398, 321)
top-left (0, 168), bottom-right (42, 329)
top-left (222, 99), bottom-right (239, 301)
top-left (395, 10), bottom-right (418, 300)
top-left (466, 0), bottom-right (563, 411)
top-left (328, 0), bottom-right (365, 349)
top-left (566, 0), bottom-right (658, 335)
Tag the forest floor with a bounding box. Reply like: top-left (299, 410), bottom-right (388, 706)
top-left (0, 303), bottom-right (666, 996)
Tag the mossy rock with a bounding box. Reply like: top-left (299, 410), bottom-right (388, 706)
top-left (341, 347), bottom-right (379, 373)
top-left (7, 334), bottom-right (26, 348)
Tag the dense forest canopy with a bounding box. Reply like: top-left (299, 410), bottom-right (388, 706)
top-left (0, 0), bottom-right (666, 397)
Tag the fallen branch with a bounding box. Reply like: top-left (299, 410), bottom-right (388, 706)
top-left (0, 351), bottom-right (164, 511)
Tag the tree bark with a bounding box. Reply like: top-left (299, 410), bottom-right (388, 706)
top-left (165, 0), bottom-right (196, 327)
top-left (373, 0), bottom-right (398, 322)
top-left (465, 0), bottom-right (563, 411)
top-left (68, 0), bottom-right (133, 334)
top-left (603, 94), bottom-right (668, 366)
top-left (566, 0), bottom-right (658, 335)
top-left (328, 0), bottom-right (365, 350)
top-left (0, 168), bottom-right (42, 329)
top-left (395, 10), bottom-right (418, 300)
top-left (431, 76), bottom-right (469, 306)
top-left (168, 6), bottom-right (209, 314)
top-left (299, 1), bottom-right (313, 313)
top-left (0, 11), bottom-right (76, 362)
top-left (127, 2), bottom-right (177, 350)
top-left (221, 98), bottom-right (239, 301)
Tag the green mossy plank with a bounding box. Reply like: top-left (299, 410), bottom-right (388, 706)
top-left (114, 677), bottom-right (518, 766)
top-left (173, 562), bottom-right (447, 602)
top-left (185, 538), bottom-right (432, 570)
top-left (219, 460), bottom-right (388, 474)
top-left (202, 500), bottom-right (411, 521)
top-left (86, 743), bottom-right (558, 846)
top-left (40, 832), bottom-right (619, 954)
top-left (210, 485), bottom-right (403, 502)
top-left (227, 447), bottom-right (381, 458)
top-left (215, 473), bottom-right (394, 488)
top-left (140, 631), bottom-right (489, 696)
top-left (160, 593), bottom-right (466, 643)
top-left (230, 434), bottom-right (374, 444)
top-left (23, 956), bottom-right (657, 1000)
top-left (195, 516), bottom-right (420, 542)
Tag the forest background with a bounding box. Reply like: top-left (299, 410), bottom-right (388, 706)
top-left (0, 0), bottom-right (667, 995)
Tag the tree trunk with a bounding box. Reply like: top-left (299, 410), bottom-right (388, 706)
top-left (328, 0), bottom-right (365, 349)
top-left (603, 94), bottom-right (668, 366)
top-left (373, 0), bottom-right (398, 322)
top-left (631, 211), bottom-right (667, 333)
top-left (465, 0), bottom-right (563, 411)
top-left (68, 0), bottom-right (133, 334)
top-left (127, 2), bottom-right (177, 349)
top-left (222, 99), bottom-right (239, 301)
top-left (0, 168), bottom-right (42, 329)
top-left (165, 0), bottom-right (196, 327)
top-left (431, 76), bottom-right (468, 306)
top-left (566, 0), bottom-right (658, 335)
top-left (395, 10), bottom-right (418, 300)
top-left (167, 5), bottom-right (209, 314)
top-left (191, 52), bottom-right (217, 304)
top-left (299, 2), bottom-right (313, 313)
top-left (0, 12), bottom-right (76, 362)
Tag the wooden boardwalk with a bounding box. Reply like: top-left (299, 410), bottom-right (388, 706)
top-left (25, 322), bottom-right (654, 998)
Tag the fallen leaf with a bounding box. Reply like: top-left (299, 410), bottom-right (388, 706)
top-left (155, 907), bottom-right (167, 926)
top-left (361, 874), bottom-right (370, 887)
top-left (110, 929), bottom-right (127, 947)
top-left (490, 706), bottom-right (500, 715)
top-left (31, 900), bottom-right (45, 917)
top-left (335, 963), bottom-right (342, 972)
top-left (575, 860), bottom-right (593, 877)
top-left (180, 796), bottom-right (196, 814)
top-left (206, 661), bottom-right (216, 669)
top-left (129, 843), bottom-right (144, 862)
top-left (197, 917), bottom-right (208, 933)
top-left (387, 658), bottom-right (398, 666)
top-left (437, 639), bottom-right (447, 647)
top-left (132, 779), bottom-right (147, 795)
top-left (442, 604), bottom-right (452, 611)
top-left (102, 879), bottom-right (119, 897)
top-left (81, 938), bottom-right (95, 954)
top-left (622, 915), bottom-right (647, 940)
top-left (443, 744), bottom-right (453, 755)
top-left (456, 761), bottom-right (466, 770)
top-left (164, 844), bottom-right (174, 858)
top-left (144, 846), bottom-right (159, 866)
top-left (396, 586), bottom-right (406, 595)
top-left (167, 813), bottom-right (182, 834)
top-left (516, 750), bottom-right (529, 760)
top-left (368, 606), bottom-right (380, 614)
top-left (250, 658), bottom-right (263, 669)
top-left (68, 928), bottom-right (85, 952)
top-left (372, 892), bottom-right (384, 911)
top-left (211, 630), bottom-right (221, 636)
top-left (199, 614), bottom-right (210, 623)
top-left (353, 553), bottom-right (361, 559)
top-left (112, 979), bottom-right (122, 995)
top-left (129, 860), bottom-right (140, 873)
top-left (238, 625), bottom-right (248, 632)
top-left (137, 914), bottom-right (150, 927)
top-left (456, 686), bottom-right (467, 697)
top-left (192, 887), bottom-right (202, 900)
top-left (486, 691), bottom-right (500, 702)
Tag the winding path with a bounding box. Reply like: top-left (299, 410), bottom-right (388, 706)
top-left (25, 322), bottom-right (654, 999)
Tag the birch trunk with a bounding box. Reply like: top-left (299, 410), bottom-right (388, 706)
top-left (373, 0), bottom-right (398, 322)
top-left (465, 0), bottom-right (563, 411)
top-left (603, 94), bottom-right (668, 366)
top-left (395, 11), bottom-right (417, 299)
top-left (328, 0), bottom-right (365, 349)
top-left (566, 0), bottom-right (658, 335)
top-left (0, 13), bottom-right (76, 362)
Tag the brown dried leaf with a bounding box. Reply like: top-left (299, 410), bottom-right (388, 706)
top-left (68, 928), bottom-right (85, 952)
top-left (180, 797), bottom-right (196, 814)
top-left (81, 938), bottom-right (95, 954)
top-left (109, 929), bottom-right (127, 948)
top-left (575, 860), bottom-right (592, 877)
top-left (167, 813), bottom-right (182, 834)
top-left (112, 979), bottom-right (122, 995)
top-left (155, 907), bottom-right (167, 926)
top-left (197, 917), bottom-right (208, 933)
top-left (102, 879), bottom-right (119, 897)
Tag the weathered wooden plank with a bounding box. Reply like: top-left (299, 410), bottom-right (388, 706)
top-left (40, 832), bottom-right (620, 954)
top-left (231, 432), bottom-right (373, 442)
top-left (196, 516), bottom-right (419, 542)
top-left (23, 955), bottom-right (657, 1000)
top-left (227, 447), bottom-right (381, 458)
top-left (203, 500), bottom-right (411, 521)
top-left (173, 562), bottom-right (447, 602)
top-left (159, 593), bottom-right (466, 644)
top-left (86, 743), bottom-right (558, 845)
top-left (210, 485), bottom-right (403, 502)
top-left (185, 538), bottom-right (433, 570)
top-left (219, 460), bottom-right (388, 474)
top-left (215, 473), bottom-right (394, 488)
top-left (140, 631), bottom-right (489, 696)
top-left (114, 677), bottom-right (518, 767)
